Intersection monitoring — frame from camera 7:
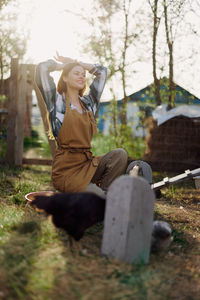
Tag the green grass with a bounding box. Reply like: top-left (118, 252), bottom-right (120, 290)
top-left (0, 127), bottom-right (200, 299)
top-left (0, 164), bottom-right (200, 300)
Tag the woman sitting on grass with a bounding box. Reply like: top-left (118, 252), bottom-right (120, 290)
top-left (35, 52), bottom-right (128, 198)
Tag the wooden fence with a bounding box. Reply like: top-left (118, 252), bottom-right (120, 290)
top-left (1, 58), bottom-right (56, 166)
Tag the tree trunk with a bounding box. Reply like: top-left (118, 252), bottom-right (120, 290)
top-left (152, 0), bottom-right (161, 106)
top-left (168, 41), bottom-right (175, 109)
top-left (109, 87), bottom-right (118, 139)
top-left (120, 0), bottom-right (130, 126)
top-left (0, 43), bottom-right (4, 94)
top-left (164, 0), bottom-right (175, 110)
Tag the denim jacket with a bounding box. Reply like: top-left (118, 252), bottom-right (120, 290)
top-left (35, 59), bottom-right (107, 138)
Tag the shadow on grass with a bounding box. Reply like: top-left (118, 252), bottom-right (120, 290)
top-left (0, 165), bottom-right (23, 177)
top-left (0, 215), bottom-right (42, 300)
top-left (22, 165), bottom-right (52, 175)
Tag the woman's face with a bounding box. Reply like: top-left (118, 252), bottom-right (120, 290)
top-left (64, 65), bottom-right (86, 91)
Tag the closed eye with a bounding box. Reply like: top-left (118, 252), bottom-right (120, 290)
top-left (74, 72), bottom-right (86, 77)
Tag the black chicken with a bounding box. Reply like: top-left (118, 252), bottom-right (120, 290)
top-left (30, 192), bottom-right (105, 241)
top-left (31, 192), bottom-right (172, 252)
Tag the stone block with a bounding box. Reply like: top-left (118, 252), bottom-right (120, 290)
top-left (101, 175), bottom-right (155, 264)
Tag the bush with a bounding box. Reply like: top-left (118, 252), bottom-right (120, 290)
top-left (92, 131), bottom-right (145, 158)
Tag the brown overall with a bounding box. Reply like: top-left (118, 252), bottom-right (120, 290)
top-left (51, 98), bottom-right (100, 193)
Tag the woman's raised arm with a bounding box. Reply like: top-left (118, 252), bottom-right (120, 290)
top-left (79, 63), bottom-right (107, 117)
top-left (35, 59), bottom-right (67, 138)
top-left (35, 59), bottom-right (66, 111)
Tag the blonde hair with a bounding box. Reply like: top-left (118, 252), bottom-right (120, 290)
top-left (46, 111), bottom-right (55, 140)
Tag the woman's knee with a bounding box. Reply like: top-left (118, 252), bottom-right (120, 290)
top-left (112, 148), bottom-right (128, 164)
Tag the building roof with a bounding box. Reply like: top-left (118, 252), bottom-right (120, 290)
top-left (101, 77), bottom-right (200, 106)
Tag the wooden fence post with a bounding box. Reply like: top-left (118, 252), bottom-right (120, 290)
top-left (5, 58), bottom-right (18, 164)
top-left (4, 61), bottom-right (56, 166)
top-left (15, 64), bottom-right (27, 165)
top-left (24, 79), bottom-right (33, 137)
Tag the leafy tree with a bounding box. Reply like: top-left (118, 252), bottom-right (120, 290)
top-left (81, 0), bottom-right (145, 153)
top-left (147, 0), bottom-right (196, 109)
top-left (0, 0), bottom-right (10, 10)
top-left (84, 0), bottom-right (120, 139)
top-left (0, 2), bottom-right (26, 92)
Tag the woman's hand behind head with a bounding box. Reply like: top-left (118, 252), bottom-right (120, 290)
top-left (54, 51), bottom-right (76, 64)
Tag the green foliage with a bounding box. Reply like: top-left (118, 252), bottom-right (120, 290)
top-left (83, 0), bottom-right (140, 140)
top-left (92, 132), bottom-right (116, 156)
top-left (96, 98), bottom-right (146, 158)
top-left (143, 77), bottom-right (197, 109)
top-left (0, 0), bottom-right (13, 10)
top-left (111, 123), bottom-right (139, 157)
top-left (0, 3), bottom-right (27, 85)
top-left (92, 131), bottom-right (145, 158)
